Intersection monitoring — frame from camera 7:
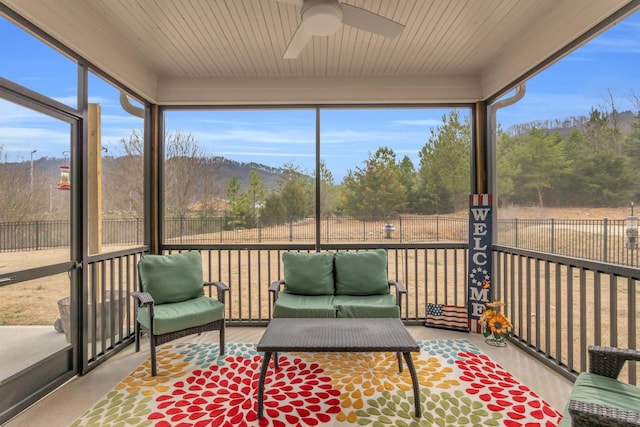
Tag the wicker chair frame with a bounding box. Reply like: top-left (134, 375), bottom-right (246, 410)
top-left (568, 346), bottom-right (640, 426)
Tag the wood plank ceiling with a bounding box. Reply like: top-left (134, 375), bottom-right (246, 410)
top-left (2, 0), bottom-right (638, 105)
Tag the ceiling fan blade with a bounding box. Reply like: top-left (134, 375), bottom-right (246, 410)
top-left (341, 4), bottom-right (404, 38)
top-left (284, 24), bottom-right (313, 59)
top-left (275, 0), bottom-right (303, 5)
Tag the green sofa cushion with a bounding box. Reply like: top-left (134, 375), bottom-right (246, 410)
top-left (139, 251), bottom-right (204, 304)
top-left (334, 249), bottom-right (389, 296)
top-left (283, 251), bottom-right (334, 295)
top-left (558, 372), bottom-right (640, 426)
top-left (136, 296), bottom-right (224, 335)
top-left (334, 294), bottom-right (399, 318)
top-left (272, 292), bottom-right (336, 318)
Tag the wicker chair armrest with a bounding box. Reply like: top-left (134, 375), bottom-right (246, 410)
top-left (131, 291), bottom-right (154, 306)
top-left (269, 279), bottom-right (285, 301)
top-left (589, 346), bottom-right (640, 378)
top-left (205, 281), bottom-right (230, 303)
top-left (568, 399), bottom-right (640, 427)
top-left (388, 280), bottom-right (406, 307)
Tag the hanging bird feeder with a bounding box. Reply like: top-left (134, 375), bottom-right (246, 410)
top-left (56, 165), bottom-right (71, 190)
top-left (57, 152), bottom-right (71, 190)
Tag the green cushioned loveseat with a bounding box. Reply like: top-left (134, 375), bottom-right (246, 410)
top-left (559, 345), bottom-right (640, 426)
top-left (268, 249), bottom-right (406, 319)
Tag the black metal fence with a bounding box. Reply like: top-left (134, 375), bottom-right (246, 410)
top-left (497, 218), bottom-right (640, 266)
top-left (2, 216), bottom-right (639, 266)
top-left (164, 216), bottom-right (469, 244)
top-left (0, 218), bottom-right (145, 251)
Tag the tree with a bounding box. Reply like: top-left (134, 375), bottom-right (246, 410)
top-left (599, 89), bottom-right (624, 154)
top-left (247, 169), bottom-right (268, 222)
top-left (102, 129), bottom-right (144, 216)
top-left (573, 151), bottom-right (633, 206)
top-left (415, 111), bottom-right (470, 214)
top-left (623, 92), bottom-right (640, 200)
top-left (0, 147), bottom-right (48, 221)
top-left (317, 160), bottom-right (338, 216)
top-left (498, 128), bottom-right (572, 207)
top-left (340, 147), bottom-right (407, 218)
top-left (103, 129), bottom-right (220, 219)
top-left (397, 155), bottom-right (416, 212)
top-left (279, 163), bottom-right (313, 219)
top-left (164, 131), bottom-right (217, 218)
top-left (262, 162), bottom-right (313, 223)
top-left (583, 108), bottom-right (622, 155)
top-left (225, 175), bottom-right (250, 229)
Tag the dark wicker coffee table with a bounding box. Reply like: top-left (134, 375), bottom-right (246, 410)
top-left (256, 318), bottom-right (421, 419)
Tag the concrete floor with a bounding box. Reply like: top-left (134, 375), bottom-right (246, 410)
top-left (1, 326), bottom-right (69, 380)
top-left (2, 326), bottom-right (573, 426)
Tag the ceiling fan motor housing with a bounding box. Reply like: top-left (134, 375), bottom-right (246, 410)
top-left (301, 0), bottom-right (343, 35)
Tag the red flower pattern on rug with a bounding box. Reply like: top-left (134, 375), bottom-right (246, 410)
top-left (455, 351), bottom-right (562, 427)
top-left (70, 341), bottom-right (564, 427)
top-left (149, 354), bottom-right (342, 427)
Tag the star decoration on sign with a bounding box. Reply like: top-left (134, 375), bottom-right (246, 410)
top-left (469, 267), bottom-right (490, 285)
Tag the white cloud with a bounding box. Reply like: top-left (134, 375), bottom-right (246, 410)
top-left (216, 151), bottom-right (314, 158)
top-left (320, 128), bottom-right (429, 146)
top-left (190, 128), bottom-right (314, 146)
top-left (497, 92), bottom-right (610, 128)
top-left (0, 127), bottom-right (69, 159)
top-left (393, 119), bottom-right (441, 126)
top-left (0, 100), bottom-right (50, 123)
top-left (53, 95), bottom-right (78, 106)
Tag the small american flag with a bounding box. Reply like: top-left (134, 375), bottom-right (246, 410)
top-left (425, 303), bottom-right (469, 332)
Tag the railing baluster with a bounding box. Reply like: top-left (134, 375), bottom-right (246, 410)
top-left (628, 277), bottom-right (637, 385)
top-left (567, 266), bottom-right (574, 373)
top-left (555, 263), bottom-right (562, 365)
top-left (594, 272), bottom-right (601, 346)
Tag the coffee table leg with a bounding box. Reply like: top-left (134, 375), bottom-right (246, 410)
top-left (257, 351), bottom-right (273, 419)
top-left (403, 352), bottom-right (421, 418)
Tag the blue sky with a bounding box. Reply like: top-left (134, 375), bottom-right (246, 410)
top-left (1, 10), bottom-right (640, 182)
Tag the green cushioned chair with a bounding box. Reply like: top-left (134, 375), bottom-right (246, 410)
top-left (132, 251), bottom-right (229, 376)
top-left (559, 346), bottom-right (640, 426)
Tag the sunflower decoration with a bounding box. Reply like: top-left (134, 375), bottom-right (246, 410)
top-left (480, 300), bottom-right (513, 346)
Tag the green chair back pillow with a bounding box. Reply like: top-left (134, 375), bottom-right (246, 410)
top-left (283, 251), bottom-right (334, 295)
top-left (335, 249), bottom-right (389, 295)
top-left (139, 251), bottom-right (204, 304)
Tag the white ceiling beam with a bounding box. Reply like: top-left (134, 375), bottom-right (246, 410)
top-left (156, 75), bottom-right (482, 105)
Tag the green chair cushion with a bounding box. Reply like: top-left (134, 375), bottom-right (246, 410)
top-left (139, 251), bottom-right (204, 304)
top-left (334, 294), bottom-right (399, 318)
top-left (334, 249), bottom-right (389, 296)
top-left (272, 292), bottom-right (336, 318)
top-left (137, 296), bottom-right (224, 336)
top-left (558, 372), bottom-right (640, 426)
top-left (282, 251), bottom-right (334, 295)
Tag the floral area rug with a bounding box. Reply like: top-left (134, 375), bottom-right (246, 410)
top-left (71, 339), bottom-right (562, 427)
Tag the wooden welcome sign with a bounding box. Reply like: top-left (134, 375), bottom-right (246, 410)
top-left (467, 194), bottom-right (492, 333)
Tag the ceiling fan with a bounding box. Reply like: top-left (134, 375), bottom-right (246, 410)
top-left (277, 0), bottom-right (404, 59)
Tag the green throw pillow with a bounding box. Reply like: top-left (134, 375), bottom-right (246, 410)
top-left (334, 249), bottom-right (389, 295)
top-left (138, 251), bottom-right (204, 304)
top-left (283, 251), bottom-right (334, 295)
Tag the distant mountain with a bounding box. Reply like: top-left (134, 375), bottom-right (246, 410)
top-left (17, 156), bottom-right (290, 195)
top-left (506, 110), bottom-right (637, 137)
top-left (208, 157), bottom-right (284, 191)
